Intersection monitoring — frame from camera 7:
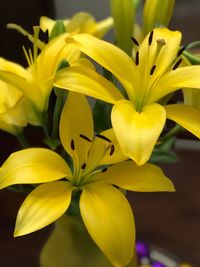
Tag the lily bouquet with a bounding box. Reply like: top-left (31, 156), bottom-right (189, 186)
top-left (0, 0), bottom-right (199, 266)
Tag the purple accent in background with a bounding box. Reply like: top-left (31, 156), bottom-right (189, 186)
top-left (136, 241), bottom-right (150, 258)
top-left (152, 261), bottom-right (166, 267)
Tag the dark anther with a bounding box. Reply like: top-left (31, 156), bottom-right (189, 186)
top-left (81, 163), bottom-right (86, 170)
top-left (131, 36), bottom-right (139, 46)
top-left (135, 51), bottom-right (139, 66)
top-left (173, 58), bottom-right (182, 70)
top-left (177, 46), bottom-right (186, 57)
top-left (96, 134), bottom-right (111, 143)
top-left (80, 134), bottom-right (92, 142)
top-left (148, 31), bottom-right (154, 46)
top-left (150, 65), bottom-right (156, 75)
top-left (110, 144), bottom-right (115, 156)
top-left (101, 167), bottom-right (108, 172)
top-left (70, 139), bottom-right (75, 150)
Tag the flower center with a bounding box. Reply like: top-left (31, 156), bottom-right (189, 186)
top-left (70, 133), bottom-right (115, 186)
top-left (131, 30), bottom-right (185, 111)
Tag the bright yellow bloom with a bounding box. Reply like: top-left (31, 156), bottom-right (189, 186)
top-left (54, 28), bottom-right (200, 165)
top-left (0, 29), bottom-right (80, 115)
top-left (0, 78), bottom-right (40, 135)
top-left (0, 92), bottom-right (174, 266)
top-left (40, 12), bottom-right (113, 39)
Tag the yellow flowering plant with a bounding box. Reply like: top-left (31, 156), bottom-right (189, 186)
top-left (0, 1), bottom-right (199, 267)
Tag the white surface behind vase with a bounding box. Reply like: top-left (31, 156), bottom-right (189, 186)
top-left (54, 0), bottom-right (109, 19)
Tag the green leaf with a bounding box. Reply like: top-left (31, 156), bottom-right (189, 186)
top-left (150, 151), bottom-right (179, 164)
top-left (93, 100), bottom-right (112, 132)
top-left (150, 137), bottom-right (179, 163)
top-left (43, 138), bottom-right (61, 150)
top-left (183, 51), bottom-right (200, 65)
top-left (49, 20), bottom-right (66, 41)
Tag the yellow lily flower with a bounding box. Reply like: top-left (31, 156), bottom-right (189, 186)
top-left (0, 92), bottom-right (174, 266)
top-left (54, 28), bottom-right (200, 165)
top-left (0, 79), bottom-right (40, 135)
top-left (0, 29), bottom-right (80, 116)
top-left (40, 12), bottom-right (113, 39)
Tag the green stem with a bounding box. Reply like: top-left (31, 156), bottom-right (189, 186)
top-left (186, 40), bottom-right (200, 50)
top-left (52, 95), bottom-right (65, 139)
top-left (40, 112), bottom-right (51, 139)
top-left (161, 124), bottom-right (183, 141)
top-left (183, 51), bottom-right (200, 65)
top-left (16, 132), bottom-right (29, 148)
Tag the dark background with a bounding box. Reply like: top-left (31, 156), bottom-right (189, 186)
top-left (0, 0), bottom-right (200, 266)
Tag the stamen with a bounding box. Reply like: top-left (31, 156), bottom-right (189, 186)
top-left (80, 134), bottom-right (92, 142)
top-left (150, 65), bottom-right (156, 75)
top-left (96, 134), bottom-right (111, 143)
top-left (22, 46), bottom-right (32, 67)
top-left (135, 51), bottom-right (139, 66)
top-left (81, 163), bottom-right (86, 170)
top-left (177, 46), bottom-right (186, 57)
top-left (101, 167), bottom-right (108, 172)
top-left (110, 144), bottom-right (115, 156)
top-left (173, 58), bottom-right (182, 70)
top-left (155, 39), bottom-right (166, 59)
top-left (70, 139), bottom-right (75, 150)
top-left (148, 31), bottom-right (154, 46)
top-left (131, 36), bottom-right (139, 46)
top-left (156, 39), bottom-right (166, 47)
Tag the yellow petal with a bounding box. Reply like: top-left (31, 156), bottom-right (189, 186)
top-left (40, 16), bottom-right (56, 33)
top-left (0, 120), bottom-right (19, 135)
top-left (0, 57), bottom-right (30, 79)
top-left (0, 97), bottom-right (28, 127)
top-left (71, 58), bottom-right (95, 70)
top-left (94, 17), bottom-right (113, 38)
top-left (35, 34), bottom-right (81, 110)
top-left (183, 88), bottom-right (200, 109)
top-left (0, 69), bottom-right (45, 112)
top-left (0, 80), bottom-right (28, 127)
top-left (111, 100), bottom-right (166, 165)
top-left (94, 161), bottom-right (175, 192)
top-left (21, 98), bottom-right (42, 126)
top-left (54, 66), bottom-right (124, 104)
top-left (136, 28), bottom-right (181, 102)
top-left (149, 66), bottom-right (200, 103)
top-left (0, 148), bottom-right (71, 189)
top-left (165, 104), bottom-right (200, 138)
top-left (14, 181), bottom-right (73, 236)
top-left (98, 129), bottom-right (128, 165)
top-left (85, 129), bottom-right (128, 171)
top-left (60, 92), bottom-right (93, 170)
top-left (65, 34), bottom-right (136, 100)
top-left (0, 58), bottom-right (42, 109)
top-left (80, 183), bottom-right (135, 267)
top-left (91, 129), bottom-right (128, 168)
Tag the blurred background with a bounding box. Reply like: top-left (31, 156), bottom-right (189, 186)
top-left (0, 0), bottom-right (200, 266)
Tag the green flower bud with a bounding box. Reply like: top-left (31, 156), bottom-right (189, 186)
top-left (110, 0), bottom-right (136, 55)
top-left (143, 0), bottom-right (175, 34)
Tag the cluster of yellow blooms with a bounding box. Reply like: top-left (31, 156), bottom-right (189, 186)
top-left (0, 1), bottom-right (199, 266)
